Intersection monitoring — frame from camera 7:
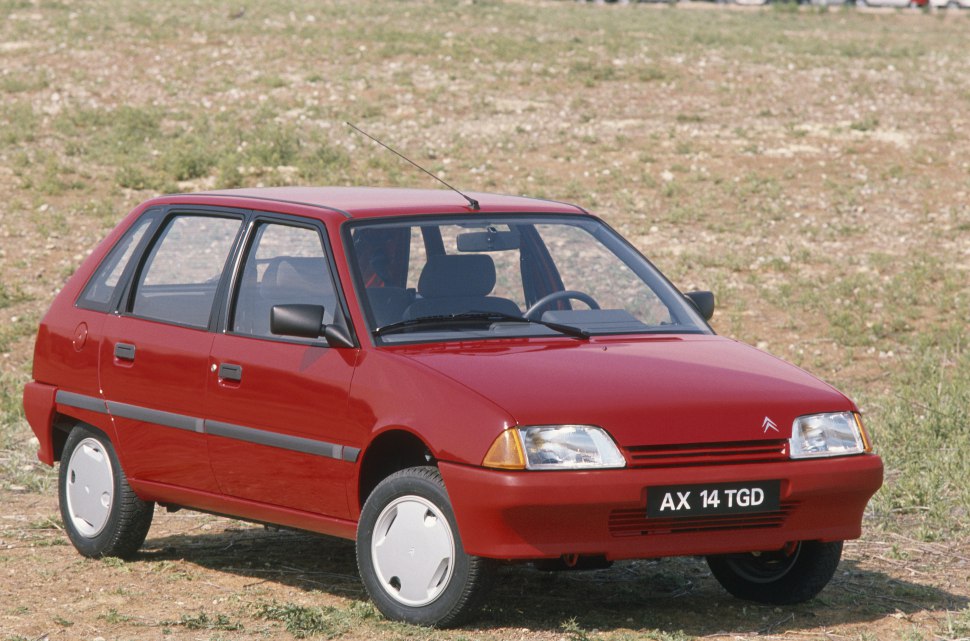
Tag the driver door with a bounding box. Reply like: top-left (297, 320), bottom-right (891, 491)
top-left (206, 218), bottom-right (361, 517)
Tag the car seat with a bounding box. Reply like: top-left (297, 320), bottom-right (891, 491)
top-left (403, 254), bottom-right (521, 320)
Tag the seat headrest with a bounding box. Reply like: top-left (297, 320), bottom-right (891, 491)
top-left (264, 257), bottom-right (329, 292)
top-left (418, 254), bottom-right (496, 298)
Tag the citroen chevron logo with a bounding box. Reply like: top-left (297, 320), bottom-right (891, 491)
top-left (762, 417), bottom-right (778, 433)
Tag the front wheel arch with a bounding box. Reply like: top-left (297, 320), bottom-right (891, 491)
top-left (356, 429), bottom-right (434, 511)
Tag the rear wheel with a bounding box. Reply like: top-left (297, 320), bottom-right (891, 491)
top-left (706, 540), bottom-right (843, 604)
top-left (58, 425), bottom-right (153, 558)
top-left (356, 466), bottom-right (492, 627)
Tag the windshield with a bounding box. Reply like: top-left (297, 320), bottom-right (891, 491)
top-left (345, 215), bottom-right (710, 344)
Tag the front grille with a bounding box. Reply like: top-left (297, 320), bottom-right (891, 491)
top-left (625, 439), bottom-right (788, 469)
top-left (609, 502), bottom-right (798, 537)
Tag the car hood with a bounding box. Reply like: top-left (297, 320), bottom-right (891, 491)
top-left (388, 335), bottom-right (854, 447)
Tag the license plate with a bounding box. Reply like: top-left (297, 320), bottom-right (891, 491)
top-left (646, 480), bottom-right (780, 518)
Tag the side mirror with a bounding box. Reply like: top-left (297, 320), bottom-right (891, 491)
top-left (685, 291), bottom-right (715, 321)
top-left (270, 304), bottom-right (355, 348)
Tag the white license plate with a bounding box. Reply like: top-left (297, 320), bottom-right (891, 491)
top-left (647, 480), bottom-right (780, 518)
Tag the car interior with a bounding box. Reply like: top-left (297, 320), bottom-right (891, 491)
top-left (235, 255), bottom-right (337, 336)
top-left (401, 254), bottom-right (521, 320)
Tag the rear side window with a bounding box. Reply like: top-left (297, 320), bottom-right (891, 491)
top-left (77, 216), bottom-right (153, 312)
top-left (130, 215), bottom-right (242, 328)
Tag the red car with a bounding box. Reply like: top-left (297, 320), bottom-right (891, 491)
top-left (24, 187), bottom-right (882, 626)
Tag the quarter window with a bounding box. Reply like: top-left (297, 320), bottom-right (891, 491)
top-left (131, 215), bottom-right (242, 328)
top-left (77, 215), bottom-right (153, 312)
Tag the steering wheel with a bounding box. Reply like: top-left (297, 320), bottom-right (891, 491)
top-left (524, 290), bottom-right (600, 321)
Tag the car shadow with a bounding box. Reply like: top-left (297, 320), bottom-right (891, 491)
top-left (137, 523), bottom-right (967, 635)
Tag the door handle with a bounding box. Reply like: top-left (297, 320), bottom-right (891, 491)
top-left (114, 342), bottom-right (136, 361)
top-left (218, 363), bottom-right (243, 382)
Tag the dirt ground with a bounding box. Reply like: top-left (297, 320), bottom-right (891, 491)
top-left (2, 491), bottom-right (968, 640)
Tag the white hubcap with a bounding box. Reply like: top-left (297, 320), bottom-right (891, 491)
top-left (65, 438), bottom-right (114, 538)
top-left (371, 495), bottom-right (456, 607)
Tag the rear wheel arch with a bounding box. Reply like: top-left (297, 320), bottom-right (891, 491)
top-left (356, 429), bottom-right (435, 510)
top-left (51, 415), bottom-right (73, 461)
top-left (50, 415), bottom-right (82, 462)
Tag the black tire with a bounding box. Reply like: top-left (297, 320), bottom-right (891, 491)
top-left (706, 540), bottom-right (843, 605)
top-left (58, 425), bottom-right (154, 559)
top-left (356, 466), bottom-right (492, 627)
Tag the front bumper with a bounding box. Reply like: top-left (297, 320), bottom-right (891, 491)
top-left (439, 454), bottom-right (883, 561)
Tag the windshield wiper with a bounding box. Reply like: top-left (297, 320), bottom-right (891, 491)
top-left (375, 311), bottom-right (590, 340)
top-left (483, 311), bottom-right (591, 339)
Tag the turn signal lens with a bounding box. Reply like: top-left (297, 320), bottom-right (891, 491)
top-left (482, 429), bottom-right (526, 470)
top-left (855, 413), bottom-right (873, 452)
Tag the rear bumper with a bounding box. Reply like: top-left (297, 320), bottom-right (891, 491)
top-left (439, 454), bottom-right (883, 560)
top-left (22, 381), bottom-right (58, 465)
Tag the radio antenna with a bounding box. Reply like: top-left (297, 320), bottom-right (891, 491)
top-left (346, 122), bottom-right (480, 211)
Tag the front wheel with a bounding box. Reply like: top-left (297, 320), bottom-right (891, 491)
top-left (356, 466), bottom-right (492, 627)
top-left (706, 540), bottom-right (843, 604)
top-left (58, 425), bottom-right (154, 558)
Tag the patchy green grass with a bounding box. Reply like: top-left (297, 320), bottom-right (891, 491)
top-left (254, 600), bottom-right (377, 639)
top-left (939, 606), bottom-right (970, 640)
top-left (164, 609), bottom-right (244, 632)
top-left (97, 608), bottom-right (134, 625)
top-left (865, 339), bottom-right (970, 540)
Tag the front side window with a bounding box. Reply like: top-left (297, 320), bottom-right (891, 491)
top-left (347, 215), bottom-right (709, 344)
top-left (130, 215), bottom-right (242, 328)
top-left (232, 222), bottom-right (338, 339)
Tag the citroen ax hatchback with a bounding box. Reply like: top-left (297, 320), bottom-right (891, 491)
top-left (24, 187), bottom-right (883, 626)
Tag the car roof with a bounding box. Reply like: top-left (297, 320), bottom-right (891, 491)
top-left (149, 187), bottom-right (589, 220)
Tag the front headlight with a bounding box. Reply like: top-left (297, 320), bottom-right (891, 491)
top-left (482, 425), bottom-right (626, 470)
top-left (790, 412), bottom-right (872, 459)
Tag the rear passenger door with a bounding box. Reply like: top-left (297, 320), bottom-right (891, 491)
top-left (100, 211), bottom-right (244, 493)
top-left (205, 217), bottom-right (360, 518)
